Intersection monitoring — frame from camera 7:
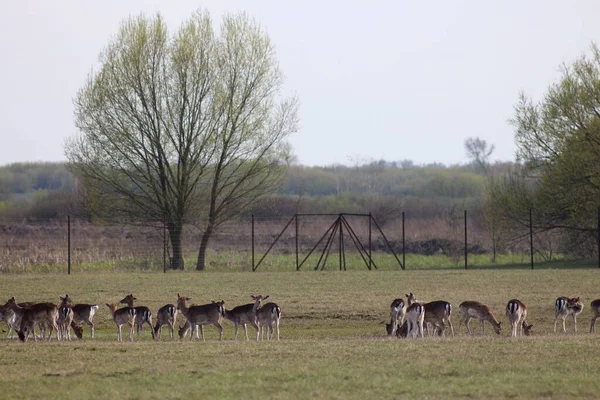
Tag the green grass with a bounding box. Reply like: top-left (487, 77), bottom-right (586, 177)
top-left (2, 269), bottom-right (600, 399)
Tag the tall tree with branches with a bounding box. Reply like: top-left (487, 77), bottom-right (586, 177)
top-left (66, 10), bottom-right (298, 270)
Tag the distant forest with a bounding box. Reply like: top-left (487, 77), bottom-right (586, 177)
top-left (0, 160), bottom-right (510, 224)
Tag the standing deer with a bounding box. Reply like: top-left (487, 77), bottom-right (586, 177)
top-left (0, 305), bottom-right (16, 338)
top-left (105, 303), bottom-right (136, 342)
top-left (4, 297), bottom-right (60, 342)
top-left (458, 301), bottom-right (502, 335)
top-left (388, 298), bottom-right (405, 337)
top-left (554, 296), bottom-right (583, 333)
top-left (223, 295), bottom-right (267, 341)
top-left (119, 294), bottom-right (155, 339)
top-left (405, 293), bottom-right (453, 337)
top-left (590, 299), bottom-right (600, 333)
top-left (405, 302), bottom-right (425, 338)
top-left (153, 304), bottom-right (178, 340)
top-left (176, 294), bottom-right (224, 341)
top-left (57, 297), bottom-right (75, 340)
top-left (506, 299), bottom-right (533, 337)
top-left (257, 302), bottom-right (281, 341)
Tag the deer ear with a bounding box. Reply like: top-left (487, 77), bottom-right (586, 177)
top-left (250, 295), bottom-right (256, 300)
top-left (59, 296), bottom-right (64, 301)
top-left (264, 295), bottom-right (269, 300)
top-left (186, 297), bottom-right (191, 301)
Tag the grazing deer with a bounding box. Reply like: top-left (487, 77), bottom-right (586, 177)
top-left (405, 301), bottom-right (425, 338)
top-left (58, 294), bottom-right (99, 339)
top-left (506, 299), bottom-right (533, 337)
top-left (257, 302), bottom-right (281, 341)
top-left (154, 304), bottom-right (178, 340)
top-left (388, 298), bottom-right (405, 337)
top-left (105, 303), bottom-right (136, 342)
top-left (590, 299), bottom-right (600, 333)
top-left (223, 295), bottom-right (268, 341)
top-left (423, 301), bottom-right (454, 337)
top-left (119, 294), bottom-right (155, 339)
top-left (554, 296), bottom-right (584, 333)
top-left (4, 298), bottom-right (60, 342)
top-left (458, 301), bottom-right (502, 335)
top-left (176, 294), bottom-right (224, 341)
top-left (385, 318), bottom-right (409, 338)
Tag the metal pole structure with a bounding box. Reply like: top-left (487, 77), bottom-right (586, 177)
top-left (530, 208), bottom-right (534, 270)
top-left (251, 215), bottom-right (255, 271)
top-left (295, 214), bottom-right (299, 270)
top-left (339, 215), bottom-right (343, 271)
top-left (597, 206), bottom-right (599, 269)
top-left (368, 212), bottom-right (372, 270)
top-left (464, 210), bottom-right (468, 270)
top-left (402, 212), bottom-right (405, 270)
top-left (67, 215), bottom-right (71, 275)
top-left (163, 216), bottom-right (167, 273)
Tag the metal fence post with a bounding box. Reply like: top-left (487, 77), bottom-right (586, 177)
top-left (67, 215), bottom-right (71, 275)
top-left (163, 216), bottom-right (167, 273)
top-left (464, 210), bottom-right (468, 270)
top-left (251, 214), bottom-right (255, 271)
top-left (530, 208), bottom-right (534, 270)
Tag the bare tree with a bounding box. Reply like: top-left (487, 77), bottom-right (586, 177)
top-left (66, 10), bottom-right (298, 270)
top-left (465, 137), bottom-right (495, 174)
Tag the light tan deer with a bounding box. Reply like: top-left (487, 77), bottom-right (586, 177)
top-left (554, 296), bottom-right (584, 333)
top-left (119, 294), bottom-right (155, 339)
top-left (0, 305), bottom-right (17, 338)
top-left (590, 299), bottom-right (600, 333)
top-left (223, 295), bottom-right (268, 341)
top-left (506, 299), bottom-right (533, 337)
top-left (176, 294), bottom-right (224, 341)
top-left (405, 302), bottom-right (425, 338)
top-left (458, 301), bottom-right (502, 335)
top-left (4, 297), bottom-right (60, 342)
top-left (406, 293), bottom-right (452, 337)
top-left (388, 298), bottom-right (405, 337)
top-left (71, 302), bottom-right (99, 339)
top-left (57, 297), bottom-right (75, 340)
top-left (56, 295), bottom-right (87, 340)
top-left (154, 304), bottom-right (178, 340)
top-left (257, 302), bottom-right (281, 341)
top-left (105, 303), bottom-right (136, 342)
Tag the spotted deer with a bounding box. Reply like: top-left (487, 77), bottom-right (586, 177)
top-left (119, 294), bottom-right (155, 339)
top-left (406, 293), bottom-right (453, 337)
top-left (223, 295), bottom-right (268, 341)
top-left (388, 298), bottom-right (405, 337)
top-left (176, 294), bottom-right (224, 341)
top-left (70, 301), bottom-right (99, 339)
top-left (385, 318), bottom-right (409, 338)
top-left (0, 305), bottom-right (16, 338)
top-left (4, 298), bottom-right (60, 342)
top-left (57, 296), bottom-right (75, 340)
top-left (554, 296), bottom-right (583, 333)
top-left (257, 302), bottom-right (281, 341)
top-left (105, 303), bottom-right (136, 342)
top-left (153, 304), bottom-right (178, 340)
top-left (458, 301), bottom-right (502, 335)
top-left (590, 299), bottom-right (600, 333)
top-left (506, 299), bottom-right (533, 337)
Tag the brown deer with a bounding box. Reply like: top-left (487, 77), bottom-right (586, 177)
top-left (385, 318), bottom-right (408, 338)
top-left (405, 302), bottom-right (425, 338)
top-left (4, 297), bottom-right (60, 342)
top-left (506, 299), bottom-right (533, 337)
top-left (176, 294), bottom-right (224, 341)
top-left (119, 294), bottom-right (155, 339)
top-left (153, 304), bottom-right (178, 340)
top-left (223, 295), bottom-right (268, 341)
top-left (554, 296), bottom-right (583, 333)
top-left (257, 302), bottom-right (281, 341)
top-left (0, 305), bottom-right (17, 338)
top-left (388, 298), bottom-right (405, 337)
top-left (406, 293), bottom-right (452, 337)
top-left (68, 301), bottom-right (99, 339)
top-left (458, 301), bottom-right (502, 335)
top-left (590, 299), bottom-right (600, 333)
top-left (57, 297), bottom-right (75, 340)
top-left (105, 303), bottom-right (136, 342)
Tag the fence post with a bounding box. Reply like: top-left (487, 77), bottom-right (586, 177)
top-left (163, 216), bottom-right (167, 273)
top-left (251, 214), bottom-right (255, 271)
top-left (597, 206), bottom-right (599, 269)
top-left (402, 211), bottom-right (406, 270)
top-left (530, 208), bottom-right (534, 270)
top-left (464, 210), bottom-right (467, 270)
top-left (368, 212), bottom-right (372, 270)
top-left (67, 215), bottom-right (71, 275)
top-left (295, 214), bottom-right (299, 270)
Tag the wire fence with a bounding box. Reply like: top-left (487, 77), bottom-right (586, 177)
top-left (0, 210), bottom-right (597, 273)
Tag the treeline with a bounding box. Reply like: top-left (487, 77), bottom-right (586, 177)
top-left (0, 161), bottom-right (513, 222)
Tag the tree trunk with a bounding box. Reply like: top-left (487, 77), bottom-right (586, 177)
top-left (196, 226), bottom-right (213, 271)
top-left (169, 223), bottom-right (185, 270)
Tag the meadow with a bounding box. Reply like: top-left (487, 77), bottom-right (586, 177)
top-left (1, 268), bottom-right (600, 399)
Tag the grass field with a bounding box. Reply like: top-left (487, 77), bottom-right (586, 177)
top-left (2, 269), bottom-right (600, 399)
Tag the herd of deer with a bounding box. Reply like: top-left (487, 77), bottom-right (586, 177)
top-left (0, 293), bottom-right (281, 343)
top-left (385, 293), bottom-right (600, 339)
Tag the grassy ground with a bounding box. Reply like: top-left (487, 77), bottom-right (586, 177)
top-left (1, 269), bottom-right (600, 399)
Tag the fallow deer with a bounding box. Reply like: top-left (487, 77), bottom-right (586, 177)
top-left (458, 301), bottom-right (502, 335)
top-left (385, 318), bottom-right (408, 338)
top-left (0, 305), bottom-right (16, 338)
top-left (70, 302), bottom-right (99, 339)
top-left (57, 297), bottom-right (75, 340)
top-left (554, 296), bottom-right (583, 333)
top-left (590, 299), bottom-right (600, 333)
top-left (406, 293), bottom-right (453, 337)
top-left (388, 298), bottom-right (405, 337)
top-left (223, 295), bottom-right (268, 341)
top-left (176, 294), bottom-right (224, 341)
top-left (4, 297), bottom-right (60, 342)
top-left (119, 294), bottom-right (155, 339)
top-left (257, 302), bottom-right (281, 341)
top-left (506, 299), bottom-right (533, 337)
top-left (404, 301), bottom-right (425, 338)
top-left (154, 304), bottom-right (178, 340)
top-left (105, 303), bottom-right (136, 342)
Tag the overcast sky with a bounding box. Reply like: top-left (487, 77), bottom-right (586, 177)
top-left (0, 0), bottom-right (598, 167)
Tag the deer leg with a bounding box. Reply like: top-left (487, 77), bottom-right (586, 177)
top-left (234, 323), bottom-right (239, 340)
top-left (480, 319), bottom-right (485, 335)
top-left (591, 315), bottom-right (598, 333)
top-left (562, 316), bottom-right (567, 333)
top-left (251, 320), bottom-right (260, 341)
top-left (243, 324), bottom-right (249, 341)
top-left (129, 322), bottom-right (134, 342)
top-left (199, 325), bottom-right (205, 341)
top-left (117, 324), bottom-right (122, 341)
top-left (465, 317), bottom-right (472, 335)
top-left (573, 315), bottom-right (577, 333)
top-left (214, 322), bottom-right (223, 340)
